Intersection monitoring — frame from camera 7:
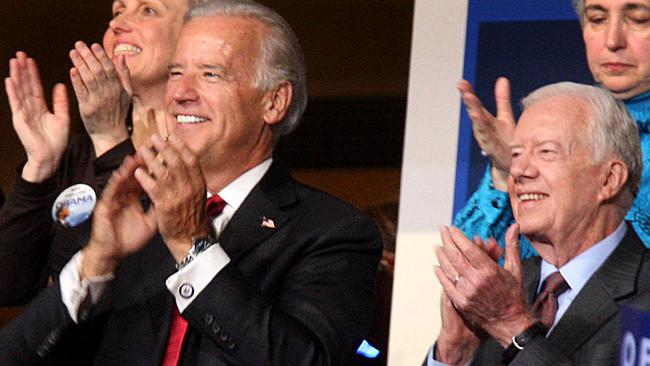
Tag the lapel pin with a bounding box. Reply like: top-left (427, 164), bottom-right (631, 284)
top-left (261, 217), bottom-right (276, 229)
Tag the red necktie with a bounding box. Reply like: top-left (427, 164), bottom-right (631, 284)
top-left (162, 307), bottom-right (189, 366)
top-left (205, 195), bottom-right (227, 220)
top-left (162, 195), bottom-right (226, 366)
top-left (531, 271), bottom-right (570, 330)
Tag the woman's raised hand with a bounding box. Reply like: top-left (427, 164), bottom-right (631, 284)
top-left (5, 51), bottom-right (70, 182)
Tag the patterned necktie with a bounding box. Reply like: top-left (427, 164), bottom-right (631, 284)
top-left (531, 271), bottom-right (570, 330)
top-left (162, 195), bottom-right (226, 366)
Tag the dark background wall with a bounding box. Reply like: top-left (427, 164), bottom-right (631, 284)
top-left (0, 1), bottom-right (413, 202)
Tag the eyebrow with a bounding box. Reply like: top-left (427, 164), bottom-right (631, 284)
top-left (509, 140), bottom-right (562, 150)
top-left (623, 3), bottom-right (650, 12)
top-left (112, 0), bottom-right (171, 11)
top-left (584, 2), bottom-right (650, 12)
top-left (584, 4), bottom-right (606, 12)
top-left (150, 0), bottom-right (170, 11)
top-left (167, 64), bottom-right (226, 72)
top-left (200, 64), bottom-right (226, 71)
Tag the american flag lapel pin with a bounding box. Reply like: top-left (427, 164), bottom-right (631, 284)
top-left (261, 216), bottom-right (276, 229)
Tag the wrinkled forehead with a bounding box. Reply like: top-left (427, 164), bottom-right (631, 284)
top-left (175, 15), bottom-right (263, 57)
top-left (514, 96), bottom-right (591, 144)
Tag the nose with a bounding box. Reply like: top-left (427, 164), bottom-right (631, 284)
top-left (510, 152), bottom-right (538, 183)
top-left (605, 18), bottom-right (627, 51)
top-left (107, 14), bottom-right (133, 35)
top-left (171, 75), bottom-right (200, 105)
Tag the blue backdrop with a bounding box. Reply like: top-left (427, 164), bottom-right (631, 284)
top-left (453, 0), bottom-right (594, 215)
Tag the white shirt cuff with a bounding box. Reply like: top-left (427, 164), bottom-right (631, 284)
top-left (59, 251), bottom-right (115, 323)
top-left (165, 243), bottom-right (231, 313)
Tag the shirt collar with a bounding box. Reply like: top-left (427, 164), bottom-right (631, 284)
top-left (210, 158), bottom-right (273, 212)
top-left (538, 221), bottom-right (627, 295)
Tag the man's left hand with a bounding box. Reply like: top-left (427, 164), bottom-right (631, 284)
top-left (135, 134), bottom-right (212, 263)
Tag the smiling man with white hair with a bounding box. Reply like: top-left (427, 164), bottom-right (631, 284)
top-left (429, 82), bottom-right (650, 366)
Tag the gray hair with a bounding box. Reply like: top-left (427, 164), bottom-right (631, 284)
top-left (572, 0), bottom-right (585, 19)
top-left (187, 0), bottom-right (307, 137)
top-left (521, 82), bottom-right (642, 204)
top-left (187, 0), bottom-right (212, 6)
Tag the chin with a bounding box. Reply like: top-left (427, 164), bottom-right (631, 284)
top-left (516, 217), bottom-right (543, 236)
top-left (174, 131), bottom-right (195, 146)
top-left (600, 79), bottom-right (640, 98)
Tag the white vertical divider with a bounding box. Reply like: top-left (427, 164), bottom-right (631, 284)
top-left (388, 0), bottom-right (468, 365)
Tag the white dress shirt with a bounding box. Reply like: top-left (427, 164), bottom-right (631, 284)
top-left (60, 158), bottom-right (272, 322)
top-left (427, 221), bottom-right (627, 366)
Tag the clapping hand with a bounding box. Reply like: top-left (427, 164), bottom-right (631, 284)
top-left (458, 77), bottom-right (515, 191)
top-left (5, 51), bottom-right (70, 182)
top-left (70, 41), bottom-right (132, 157)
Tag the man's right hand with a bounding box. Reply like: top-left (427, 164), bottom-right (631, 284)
top-left (434, 291), bottom-right (481, 365)
top-left (433, 236), bottom-right (500, 364)
top-left (82, 155), bottom-right (157, 278)
top-left (5, 52), bottom-right (70, 183)
top-left (458, 77), bottom-right (515, 191)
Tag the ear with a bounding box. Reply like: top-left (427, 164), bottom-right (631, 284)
top-left (262, 81), bottom-right (293, 126)
top-left (598, 159), bottom-right (628, 202)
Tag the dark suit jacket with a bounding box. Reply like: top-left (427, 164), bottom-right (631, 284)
top-left (0, 161), bottom-right (383, 366)
top-left (470, 225), bottom-right (650, 365)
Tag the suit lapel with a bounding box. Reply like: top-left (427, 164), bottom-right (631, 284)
top-left (547, 227), bottom-right (645, 355)
top-left (522, 256), bottom-right (542, 305)
top-left (218, 161), bottom-right (296, 262)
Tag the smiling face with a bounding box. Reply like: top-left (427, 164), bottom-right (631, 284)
top-left (164, 15), bottom-right (278, 179)
top-left (102, 0), bottom-right (188, 89)
top-left (582, 0), bottom-right (650, 99)
top-left (508, 96), bottom-right (608, 244)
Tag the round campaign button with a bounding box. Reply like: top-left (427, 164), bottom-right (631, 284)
top-left (51, 184), bottom-right (97, 228)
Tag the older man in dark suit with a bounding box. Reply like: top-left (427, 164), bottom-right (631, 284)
top-left (429, 82), bottom-right (650, 365)
top-left (0, 1), bottom-right (381, 365)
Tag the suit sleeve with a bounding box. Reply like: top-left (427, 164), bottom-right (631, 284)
top-left (0, 251), bottom-right (116, 366)
top-left (181, 213), bottom-right (382, 366)
top-left (0, 137), bottom-right (134, 306)
top-left (509, 337), bottom-right (574, 366)
top-left (90, 137), bottom-right (135, 190)
top-left (0, 282), bottom-right (77, 366)
top-left (470, 333), bottom-right (575, 366)
top-left (0, 175), bottom-right (58, 305)
top-left (453, 166), bottom-right (537, 260)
